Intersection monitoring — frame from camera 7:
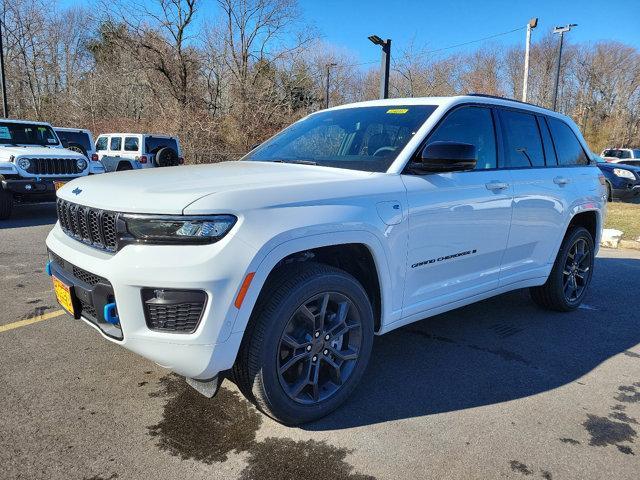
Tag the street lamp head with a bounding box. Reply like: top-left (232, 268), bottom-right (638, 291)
top-left (528, 17), bottom-right (538, 28)
top-left (368, 35), bottom-right (384, 46)
top-left (553, 23), bottom-right (578, 34)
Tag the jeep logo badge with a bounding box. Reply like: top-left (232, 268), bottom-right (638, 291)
top-left (72, 187), bottom-right (82, 195)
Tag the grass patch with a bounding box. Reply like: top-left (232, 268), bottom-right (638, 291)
top-left (605, 201), bottom-right (640, 240)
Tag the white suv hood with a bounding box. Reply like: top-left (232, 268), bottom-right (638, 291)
top-left (0, 145), bottom-right (85, 159)
top-left (56, 161), bottom-right (373, 214)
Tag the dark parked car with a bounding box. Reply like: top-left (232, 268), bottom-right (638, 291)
top-left (594, 154), bottom-right (640, 201)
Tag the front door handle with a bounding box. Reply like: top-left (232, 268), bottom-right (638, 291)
top-left (554, 176), bottom-right (570, 185)
top-left (485, 181), bottom-right (509, 191)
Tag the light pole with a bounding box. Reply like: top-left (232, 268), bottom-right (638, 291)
top-left (368, 35), bottom-right (391, 99)
top-left (325, 62), bottom-right (337, 109)
top-left (0, 20), bottom-right (8, 117)
top-left (552, 23), bottom-right (577, 111)
top-left (522, 17), bottom-right (538, 102)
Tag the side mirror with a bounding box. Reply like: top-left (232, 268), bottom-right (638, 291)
top-left (411, 141), bottom-right (477, 173)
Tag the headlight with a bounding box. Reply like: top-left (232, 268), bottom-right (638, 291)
top-left (17, 158), bottom-right (30, 170)
top-left (123, 215), bottom-right (237, 244)
top-left (613, 168), bottom-right (636, 180)
top-left (76, 158), bottom-right (87, 170)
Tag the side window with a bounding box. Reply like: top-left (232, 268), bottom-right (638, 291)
top-left (620, 150), bottom-right (632, 159)
top-left (426, 106), bottom-right (497, 169)
top-left (547, 117), bottom-right (589, 166)
top-left (110, 136), bottom-right (122, 151)
top-left (95, 137), bottom-right (108, 151)
top-left (124, 137), bottom-right (139, 152)
top-left (498, 109), bottom-right (545, 167)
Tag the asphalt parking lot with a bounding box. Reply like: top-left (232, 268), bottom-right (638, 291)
top-left (1, 203), bottom-right (639, 480)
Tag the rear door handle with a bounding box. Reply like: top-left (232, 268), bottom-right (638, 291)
top-left (485, 181), bottom-right (509, 191)
top-left (554, 176), bottom-right (570, 185)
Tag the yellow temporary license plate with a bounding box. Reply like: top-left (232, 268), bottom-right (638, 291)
top-left (52, 276), bottom-right (75, 316)
top-left (53, 181), bottom-right (67, 191)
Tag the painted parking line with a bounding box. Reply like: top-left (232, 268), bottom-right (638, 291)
top-left (0, 309), bottom-right (66, 334)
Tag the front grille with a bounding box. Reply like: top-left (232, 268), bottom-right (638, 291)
top-left (142, 289), bottom-right (207, 333)
top-left (56, 198), bottom-right (118, 252)
top-left (26, 158), bottom-right (81, 175)
top-left (49, 250), bottom-right (108, 287)
top-left (78, 298), bottom-right (98, 322)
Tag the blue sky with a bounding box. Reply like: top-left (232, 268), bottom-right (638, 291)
top-left (59, 0), bottom-right (640, 63)
top-left (299, 0), bottom-right (640, 63)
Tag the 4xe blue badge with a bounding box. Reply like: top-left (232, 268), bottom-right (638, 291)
top-left (72, 187), bottom-right (82, 195)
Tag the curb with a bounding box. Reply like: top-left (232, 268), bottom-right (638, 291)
top-left (600, 228), bottom-right (640, 250)
top-left (619, 240), bottom-right (640, 251)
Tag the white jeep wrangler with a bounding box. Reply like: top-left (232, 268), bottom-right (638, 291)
top-left (0, 119), bottom-right (90, 219)
top-left (95, 133), bottom-right (183, 172)
top-left (46, 95), bottom-right (605, 424)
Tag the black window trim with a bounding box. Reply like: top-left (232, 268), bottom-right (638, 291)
top-left (403, 101), bottom-right (595, 175)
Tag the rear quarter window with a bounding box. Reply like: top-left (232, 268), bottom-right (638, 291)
top-left (546, 118), bottom-right (589, 166)
top-left (124, 136), bottom-right (140, 152)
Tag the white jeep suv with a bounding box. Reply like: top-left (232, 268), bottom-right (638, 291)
top-left (95, 133), bottom-right (183, 172)
top-left (0, 119), bottom-right (90, 219)
top-left (46, 95), bottom-right (605, 424)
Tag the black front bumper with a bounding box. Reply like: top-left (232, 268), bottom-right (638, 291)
top-left (2, 178), bottom-right (58, 201)
top-left (48, 251), bottom-right (123, 340)
top-left (612, 184), bottom-right (640, 200)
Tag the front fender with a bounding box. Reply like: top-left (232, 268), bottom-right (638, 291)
top-left (229, 229), bottom-right (398, 338)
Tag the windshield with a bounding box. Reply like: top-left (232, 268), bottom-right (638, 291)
top-left (244, 105), bottom-right (437, 172)
top-left (0, 122), bottom-right (59, 146)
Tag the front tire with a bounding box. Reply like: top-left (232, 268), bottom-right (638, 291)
top-left (233, 262), bottom-right (374, 425)
top-left (0, 189), bottom-right (13, 220)
top-left (530, 226), bottom-right (594, 312)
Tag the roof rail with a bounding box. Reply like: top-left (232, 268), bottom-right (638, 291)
top-left (465, 93), bottom-right (545, 109)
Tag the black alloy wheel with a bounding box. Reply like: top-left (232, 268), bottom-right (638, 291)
top-left (277, 292), bottom-right (362, 404)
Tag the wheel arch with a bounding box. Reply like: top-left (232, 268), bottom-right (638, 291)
top-left (231, 231), bottom-right (393, 338)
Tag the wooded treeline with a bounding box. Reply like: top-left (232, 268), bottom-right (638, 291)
top-left (2, 0), bottom-right (639, 162)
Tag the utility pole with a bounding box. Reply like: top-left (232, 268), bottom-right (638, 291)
top-left (0, 20), bottom-right (8, 118)
top-left (522, 17), bottom-right (538, 102)
top-left (368, 35), bottom-right (391, 99)
top-left (325, 62), bottom-right (337, 109)
top-left (552, 23), bottom-right (577, 111)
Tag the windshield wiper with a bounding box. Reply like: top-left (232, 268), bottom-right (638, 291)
top-left (271, 159), bottom-right (317, 165)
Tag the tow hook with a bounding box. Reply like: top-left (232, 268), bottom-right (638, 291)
top-left (185, 375), bottom-right (221, 398)
top-left (103, 303), bottom-right (120, 325)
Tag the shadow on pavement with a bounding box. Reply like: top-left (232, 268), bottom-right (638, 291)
top-left (305, 256), bottom-right (640, 430)
top-left (1, 202), bottom-right (57, 229)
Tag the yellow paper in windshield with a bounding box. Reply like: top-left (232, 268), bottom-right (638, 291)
top-left (386, 108), bottom-right (408, 114)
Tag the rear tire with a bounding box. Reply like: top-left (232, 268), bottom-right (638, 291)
top-left (233, 262), bottom-right (374, 425)
top-left (0, 189), bottom-right (13, 220)
top-left (530, 226), bottom-right (594, 312)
